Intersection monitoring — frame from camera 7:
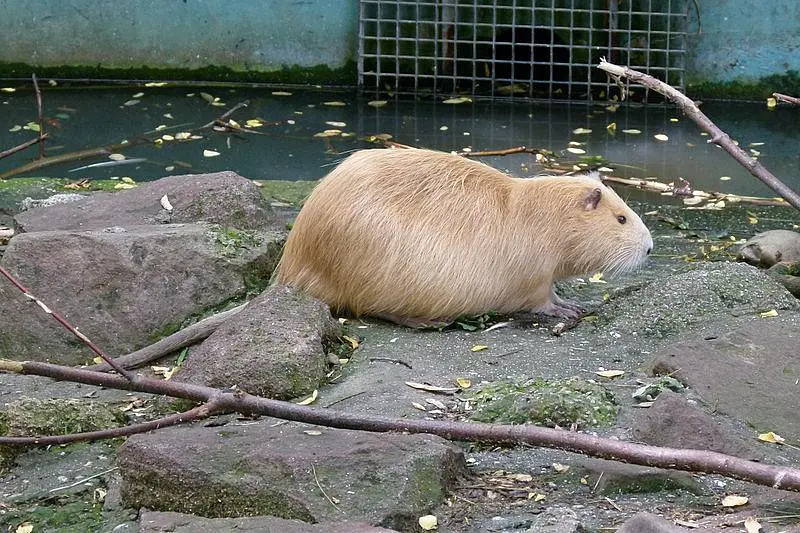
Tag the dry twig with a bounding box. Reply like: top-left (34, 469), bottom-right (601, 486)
top-left (773, 93), bottom-right (800, 106)
top-left (598, 58), bottom-right (800, 211)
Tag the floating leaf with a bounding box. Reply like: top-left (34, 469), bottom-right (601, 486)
top-left (123, 99), bottom-right (140, 107)
top-left (323, 100), bottom-right (346, 106)
top-left (297, 390), bottom-right (318, 405)
top-left (24, 122), bottom-right (40, 132)
top-left (405, 381), bottom-right (460, 393)
top-left (108, 153), bottom-right (126, 161)
top-left (566, 147), bottom-right (586, 154)
top-left (313, 129), bottom-right (342, 138)
top-left (132, 92), bottom-right (144, 98)
top-left (654, 133), bottom-right (669, 141)
top-left (145, 82), bottom-right (168, 87)
top-left (470, 345), bottom-right (488, 352)
top-left (203, 149), bottom-right (220, 157)
top-left (443, 96), bottom-right (472, 104)
top-left (439, 125), bottom-right (449, 131)
top-left (175, 132), bottom-right (191, 140)
top-left (572, 127), bottom-right (592, 134)
top-left (367, 100), bottom-right (388, 107)
top-left (272, 91), bottom-right (292, 96)
top-left (595, 369), bottom-right (625, 378)
top-left (161, 134), bottom-right (175, 141)
top-left (757, 431), bottom-right (785, 444)
top-left (766, 97), bottom-right (777, 109)
top-left (721, 494), bottom-right (749, 507)
top-left (326, 121), bottom-right (347, 127)
top-left (1, 87), bottom-right (16, 93)
top-left (9, 125), bottom-right (21, 132)
top-left (669, 117), bottom-right (679, 122)
top-left (606, 122), bottom-right (617, 134)
top-left (759, 309), bottom-right (778, 318)
top-left (418, 515), bottom-right (438, 531)
top-left (622, 129), bottom-right (641, 134)
top-left (719, 176), bottom-right (731, 181)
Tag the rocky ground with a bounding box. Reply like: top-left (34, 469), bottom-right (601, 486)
top-left (0, 173), bottom-right (799, 532)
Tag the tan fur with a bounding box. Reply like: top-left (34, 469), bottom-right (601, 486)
top-left (275, 148), bottom-right (653, 322)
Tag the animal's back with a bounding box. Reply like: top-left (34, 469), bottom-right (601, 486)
top-left (275, 148), bottom-right (552, 318)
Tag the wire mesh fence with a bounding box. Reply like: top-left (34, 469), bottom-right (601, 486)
top-left (358, 0), bottom-right (689, 102)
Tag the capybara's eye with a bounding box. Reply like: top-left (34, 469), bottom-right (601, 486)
top-left (617, 215), bottom-right (627, 224)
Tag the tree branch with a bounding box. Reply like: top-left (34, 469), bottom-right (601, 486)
top-left (0, 134), bottom-right (50, 161)
top-left (2, 358), bottom-right (799, 493)
top-left (598, 58), bottom-right (800, 211)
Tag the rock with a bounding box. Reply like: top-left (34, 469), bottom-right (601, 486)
top-left (615, 512), bottom-right (695, 533)
top-left (0, 224), bottom-right (284, 365)
top-left (178, 284), bottom-right (336, 399)
top-left (117, 423), bottom-right (465, 530)
top-left (578, 458), bottom-right (704, 496)
top-left (648, 317), bottom-right (800, 442)
top-left (524, 506), bottom-right (582, 532)
top-left (601, 262), bottom-right (800, 339)
top-left (139, 511), bottom-right (399, 533)
top-left (738, 229), bottom-right (800, 267)
top-left (14, 171), bottom-right (280, 233)
top-left (631, 391), bottom-right (757, 459)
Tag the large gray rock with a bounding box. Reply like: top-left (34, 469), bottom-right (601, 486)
top-left (649, 317), bottom-right (800, 442)
top-left (615, 512), bottom-right (696, 533)
top-left (14, 171), bottom-right (279, 233)
top-left (178, 284), bottom-right (336, 399)
top-left (738, 229), bottom-right (800, 267)
top-left (0, 224), bottom-right (283, 365)
top-left (118, 423), bottom-right (465, 530)
top-left (139, 512), bottom-right (398, 533)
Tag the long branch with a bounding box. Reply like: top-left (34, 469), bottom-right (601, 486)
top-left (2, 358), bottom-right (799, 492)
top-left (0, 134), bottom-right (49, 160)
top-left (598, 59), bottom-right (800, 211)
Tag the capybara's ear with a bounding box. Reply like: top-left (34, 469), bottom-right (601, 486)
top-left (584, 187), bottom-right (602, 210)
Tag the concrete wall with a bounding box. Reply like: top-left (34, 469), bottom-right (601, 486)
top-left (0, 0), bottom-right (357, 73)
top-left (685, 1), bottom-right (800, 83)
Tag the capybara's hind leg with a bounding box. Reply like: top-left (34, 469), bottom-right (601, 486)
top-left (532, 289), bottom-right (586, 319)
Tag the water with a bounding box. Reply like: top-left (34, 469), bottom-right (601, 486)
top-left (1, 86), bottom-right (798, 200)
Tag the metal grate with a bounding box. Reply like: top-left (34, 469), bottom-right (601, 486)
top-left (358, 0), bottom-right (689, 102)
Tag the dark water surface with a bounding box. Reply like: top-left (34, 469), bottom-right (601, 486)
top-left (1, 86), bottom-right (798, 199)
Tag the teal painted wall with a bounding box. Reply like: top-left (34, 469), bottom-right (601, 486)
top-left (0, 0), bottom-right (358, 73)
top-left (686, 1), bottom-right (800, 83)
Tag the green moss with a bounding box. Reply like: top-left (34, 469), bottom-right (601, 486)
top-left (687, 70), bottom-right (800, 101)
top-left (257, 179), bottom-right (319, 207)
top-left (0, 500), bottom-right (105, 532)
top-left (468, 377), bottom-right (618, 428)
top-left (209, 226), bottom-right (264, 259)
top-left (0, 60), bottom-right (358, 87)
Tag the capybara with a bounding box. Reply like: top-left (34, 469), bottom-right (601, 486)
top-left (275, 148), bottom-right (653, 327)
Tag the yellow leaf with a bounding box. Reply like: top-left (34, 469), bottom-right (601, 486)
top-left (313, 129), bottom-right (342, 138)
top-left (272, 91), bottom-right (293, 96)
top-left (442, 96), bottom-right (472, 104)
top-left (471, 345), bottom-right (488, 352)
top-left (595, 369), bottom-right (625, 378)
top-left (1, 87), bottom-right (16, 93)
top-left (245, 119), bottom-right (264, 128)
top-left (418, 515), bottom-right (438, 530)
top-left (766, 97), bottom-right (777, 109)
top-left (566, 147), bottom-right (586, 154)
top-left (456, 378), bottom-right (472, 389)
top-left (342, 335), bottom-right (359, 349)
top-left (721, 494), bottom-right (749, 507)
top-left (367, 100), bottom-right (388, 107)
top-left (588, 272), bottom-right (607, 284)
top-left (114, 183), bottom-right (137, 190)
top-left (530, 492), bottom-right (546, 501)
top-left (510, 473), bottom-right (532, 482)
top-left (297, 390), bottom-right (318, 405)
top-left (93, 356), bottom-right (104, 364)
top-left (654, 133), bottom-right (669, 141)
top-left (759, 309), bottom-right (778, 318)
top-left (552, 462), bottom-right (570, 473)
top-left (606, 122), bottom-right (617, 134)
top-left (572, 127), bottom-right (592, 134)
top-left (145, 82), bottom-right (167, 87)
top-left (622, 128), bottom-right (641, 134)
top-left (744, 516), bottom-right (762, 533)
top-left (323, 101), bottom-right (347, 106)
top-left (747, 216), bottom-right (758, 224)
top-left (757, 431), bottom-right (785, 444)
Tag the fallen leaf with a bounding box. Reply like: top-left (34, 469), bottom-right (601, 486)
top-left (342, 335), bottom-right (359, 349)
top-left (303, 430), bottom-right (322, 436)
top-left (757, 431), bottom-right (785, 444)
top-left (721, 494), bottom-right (749, 507)
top-left (123, 99), bottom-right (140, 107)
top-left (759, 309), bottom-right (778, 318)
top-left (720, 176), bottom-right (731, 181)
top-left (744, 516), bottom-right (762, 533)
top-left (552, 463), bottom-right (570, 473)
top-left (456, 378), bottom-right (472, 389)
top-left (160, 194), bottom-right (173, 212)
top-left (108, 153), bottom-right (127, 161)
top-left (245, 119), bottom-right (264, 128)
top-left (443, 96), bottom-right (472, 104)
top-left (411, 402), bottom-right (427, 411)
top-left (1, 87), bottom-right (16, 93)
top-left (510, 473), bottom-right (532, 482)
top-left (132, 92), bottom-right (144, 98)
top-left (418, 515), bottom-right (438, 530)
top-left (566, 147), bottom-right (586, 154)
top-left (272, 91), bottom-right (293, 96)
top-left (367, 100), bottom-right (388, 107)
top-left (203, 149), bottom-right (220, 157)
top-left (405, 381), bottom-right (460, 393)
top-left (669, 117), bottom-right (679, 122)
top-left (572, 127), bottom-right (592, 134)
top-left (471, 345), bottom-right (488, 352)
top-left (654, 133), bottom-right (669, 141)
top-left (145, 82), bottom-right (168, 87)
top-left (325, 121), bottom-right (347, 127)
top-left (426, 398), bottom-right (447, 410)
top-left (114, 183), bottom-right (137, 190)
top-left (297, 390), bottom-right (318, 405)
top-left (323, 101), bottom-right (346, 106)
top-left (595, 369), bottom-right (625, 378)
top-left (313, 129), bottom-right (342, 138)
top-left (531, 492), bottom-right (546, 502)
top-left (588, 272), bottom-right (607, 284)
top-left (766, 97), bottom-right (777, 109)
top-left (15, 522), bottom-right (33, 533)
top-left (622, 128), bottom-right (641, 134)
top-left (606, 122), bottom-right (617, 134)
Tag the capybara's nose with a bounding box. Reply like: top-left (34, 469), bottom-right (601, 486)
top-left (646, 246), bottom-right (652, 255)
